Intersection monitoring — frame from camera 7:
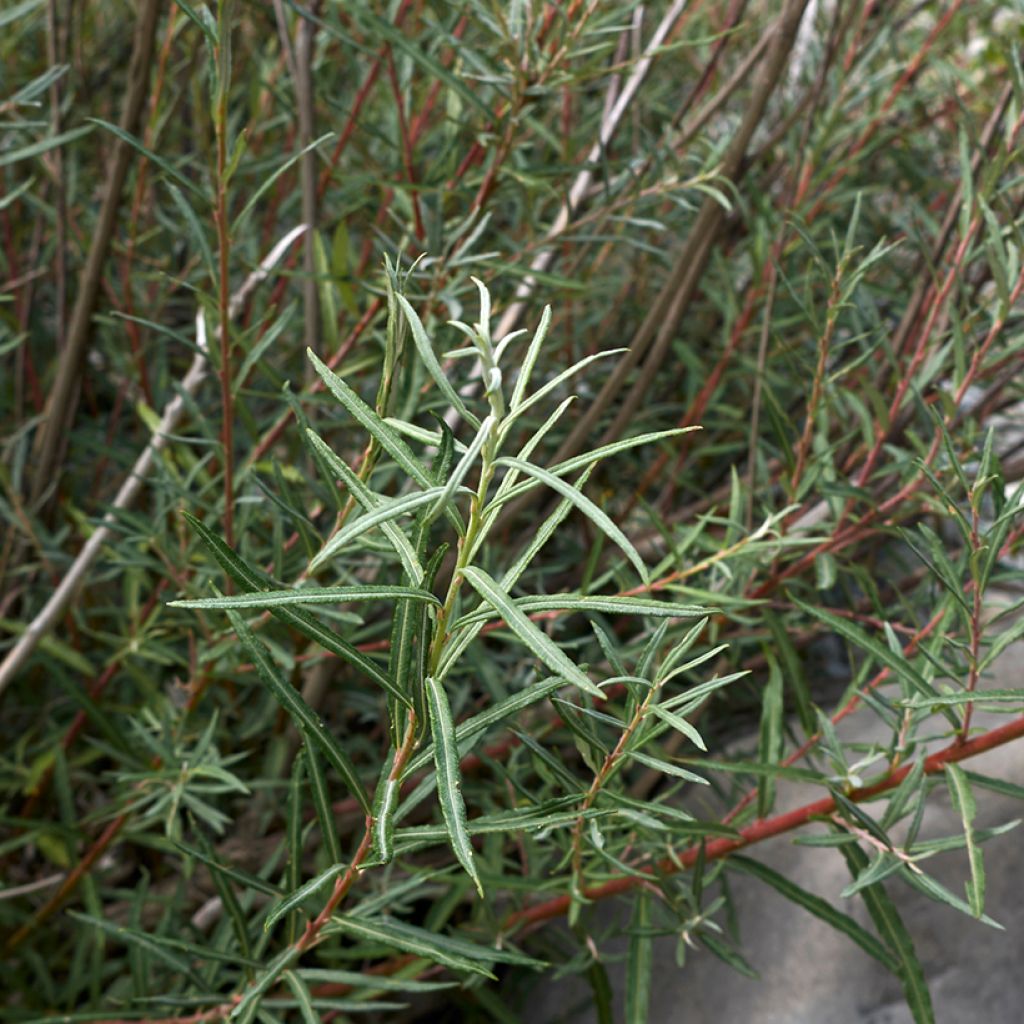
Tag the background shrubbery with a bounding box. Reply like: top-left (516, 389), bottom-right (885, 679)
top-left (3, 1), bottom-right (1024, 1021)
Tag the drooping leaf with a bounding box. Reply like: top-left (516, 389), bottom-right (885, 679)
top-left (945, 764), bottom-right (985, 917)
top-left (227, 608), bottom-right (372, 815)
top-left (329, 916), bottom-right (545, 977)
top-left (181, 511), bottom-right (407, 706)
top-left (460, 567), bottom-right (603, 698)
top-left (264, 864), bottom-right (347, 932)
top-left (497, 457), bottom-right (649, 581)
top-left (839, 841), bottom-right (935, 1024)
top-left (425, 675), bottom-right (483, 896)
top-left (625, 890), bottom-right (652, 1024)
top-left (171, 584), bottom-right (440, 610)
top-left (727, 856), bottom-right (898, 972)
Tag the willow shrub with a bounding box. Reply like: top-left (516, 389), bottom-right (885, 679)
top-left (4, 1), bottom-right (1024, 1022)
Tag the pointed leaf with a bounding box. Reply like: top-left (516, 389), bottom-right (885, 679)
top-left (330, 916), bottom-right (544, 976)
top-left (728, 856), bottom-right (899, 972)
top-left (227, 608), bottom-right (372, 815)
top-left (305, 741), bottom-right (342, 865)
top-left (627, 751), bottom-right (708, 785)
top-left (649, 704), bottom-right (707, 750)
top-left (840, 841), bottom-right (935, 1024)
top-left (792, 597), bottom-right (937, 703)
top-left (395, 294), bottom-right (480, 426)
top-left (171, 584), bottom-right (439, 610)
top-left (407, 675), bottom-right (563, 774)
top-left (265, 865), bottom-right (347, 932)
top-left (428, 415), bottom-right (494, 521)
top-left (625, 890), bottom-right (652, 1024)
top-left (309, 491), bottom-right (449, 572)
top-left (305, 431), bottom-right (424, 581)
top-left (498, 457), bottom-right (647, 580)
top-left (425, 676), bottom-right (483, 896)
top-left (460, 567), bottom-right (603, 698)
top-left (181, 511), bottom-right (406, 706)
top-left (946, 764), bottom-right (984, 916)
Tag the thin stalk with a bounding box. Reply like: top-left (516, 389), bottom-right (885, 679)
top-left (214, 22), bottom-right (235, 551)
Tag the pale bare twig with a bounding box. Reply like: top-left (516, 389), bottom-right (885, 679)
top-left (0, 225), bottom-right (309, 700)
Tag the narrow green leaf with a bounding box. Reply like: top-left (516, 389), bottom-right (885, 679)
top-left (649, 704), bottom-right (706, 750)
top-left (765, 611), bottom-right (815, 735)
top-left (428, 415), bottom-right (494, 521)
top-left (792, 597), bottom-right (937, 703)
top-left (497, 468), bottom-right (594, 588)
top-left (231, 133), bottom-right (335, 232)
top-left (173, 840), bottom-right (281, 897)
top-left (897, 688), bottom-right (1024, 708)
top-left (491, 458), bottom-right (643, 581)
top-left (297, 967), bottom-right (455, 991)
top-left (727, 856), bottom-right (899, 972)
top-left (500, 350), bottom-right (626, 431)
top-left (627, 750), bottom-right (708, 785)
top-left (350, 6), bottom-right (495, 121)
top-left (305, 430), bottom-right (424, 581)
top-left (305, 741), bottom-right (342, 865)
top-left (757, 654), bottom-right (784, 817)
top-left (699, 931), bottom-right (758, 978)
top-left (283, 972), bottom-right (319, 1024)
top-left (407, 675), bottom-right (563, 774)
top-left (166, 182), bottom-right (216, 280)
top-left (265, 864), bottom-right (347, 932)
top-left (0, 0), bottom-right (45, 30)
top-left (460, 567), bottom-right (603, 698)
top-left (898, 864), bottom-right (1005, 929)
top-left (227, 608), bottom-right (372, 815)
top-left (495, 429), bottom-right (700, 496)
top-left (230, 947), bottom-right (298, 1021)
top-left (181, 511), bottom-right (405, 705)
top-left (625, 890), bottom-right (652, 1024)
top-left (86, 118), bottom-right (201, 197)
top-left (840, 841), bottom-right (935, 1024)
top-left (451, 594), bottom-right (707, 630)
top-left (171, 0), bottom-right (218, 45)
top-left (285, 751), bottom-right (305, 940)
top-left (945, 764), bottom-right (984, 916)
top-left (306, 349), bottom-right (435, 486)
top-left (66, 913), bottom-right (205, 987)
top-left (0, 124), bottom-right (94, 170)
top-left (308, 490), bottom-right (450, 571)
top-left (330, 916), bottom-right (541, 977)
top-left (67, 911), bottom-right (258, 970)
top-left (395, 294), bottom-right (480, 427)
top-left (510, 305), bottom-right (552, 408)
top-left (425, 676), bottom-right (483, 896)
top-left (171, 585), bottom-right (439, 610)
top-left (371, 756), bottom-right (400, 865)
top-left (587, 959), bottom-right (615, 1024)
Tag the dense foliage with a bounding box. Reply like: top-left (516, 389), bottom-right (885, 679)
top-left (3, 1), bottom-right (1024, 1021)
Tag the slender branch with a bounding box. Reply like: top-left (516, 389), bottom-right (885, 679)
top-left (504, 708), bottom-right (1024, 934)
top-left (30, 0), bottom-right (163, 508)
top-left (0, 227), bottom-right (308, 700)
